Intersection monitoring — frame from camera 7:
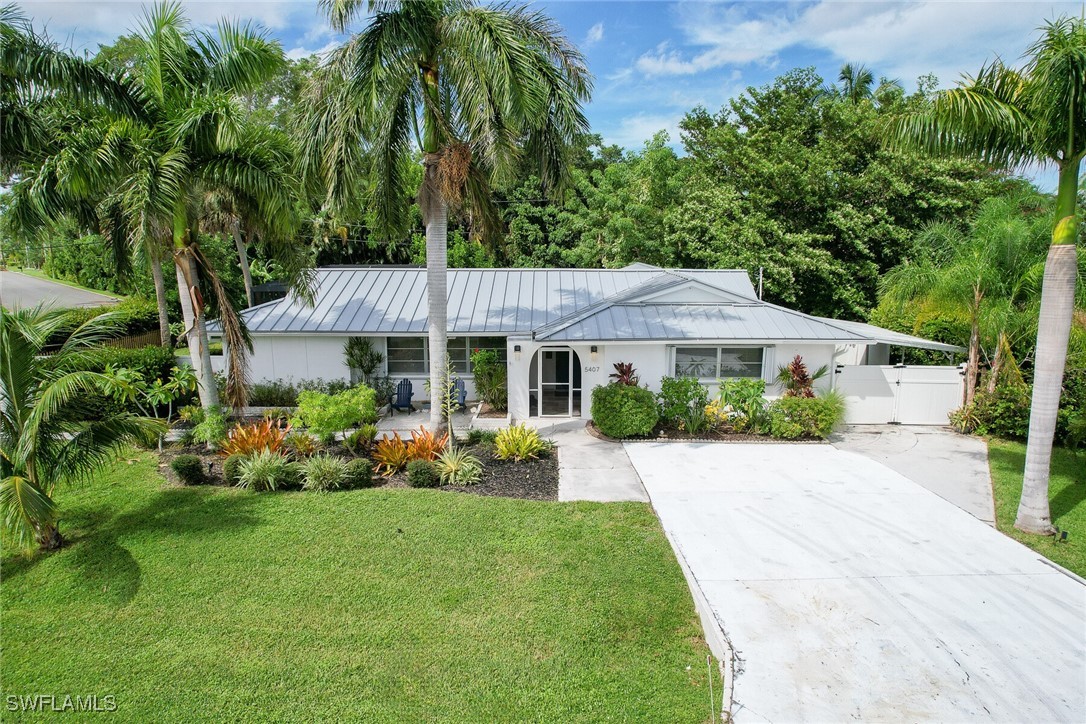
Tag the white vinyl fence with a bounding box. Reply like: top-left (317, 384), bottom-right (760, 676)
top-left (835, 364), bottom-right (965, 425)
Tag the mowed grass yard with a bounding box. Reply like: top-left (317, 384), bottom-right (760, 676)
top-left (1, 453), bottom-right (715, 722)
top-left (989, 440), bottom-right (1086, 577)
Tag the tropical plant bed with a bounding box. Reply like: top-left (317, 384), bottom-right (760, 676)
top-left (159, 443), bottom-right (559, 501)
top-left (1, 453), bottom-right (715, 720)
top-left (586, 420), bottom-right (828, 444)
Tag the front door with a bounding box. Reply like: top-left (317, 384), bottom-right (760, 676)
top-left (531, 348), bottom-right (582, 417)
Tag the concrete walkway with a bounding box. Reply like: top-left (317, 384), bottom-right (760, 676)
top-left (832, 425), bottom-right (995, 524)
top-left (0, 270), bottom-right (119, 309)
top-left (527, 420), bottom-right (647, 502)
top-left (626, 442), bottom-right (1086, 723)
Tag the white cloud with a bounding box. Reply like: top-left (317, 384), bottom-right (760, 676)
top-left (633, 1), bottom-right (1083, 88)
top-left (285, 40), bottom-right (338, 60)
top-left (603, 112), bottom-right (684, 150)
top-left (584, 21), bottom-right (604, 48)
top-left (17, 1), bottom-right (319, 54)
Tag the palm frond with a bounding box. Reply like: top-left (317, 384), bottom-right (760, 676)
top-left (0, 475), bottom-right (56, 549)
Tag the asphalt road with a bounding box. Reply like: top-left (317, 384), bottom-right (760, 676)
top-left (0, 270), bottom-right (120, 309)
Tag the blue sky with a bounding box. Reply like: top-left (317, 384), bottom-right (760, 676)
top-left (18, 1), bottom-right (1081, 186)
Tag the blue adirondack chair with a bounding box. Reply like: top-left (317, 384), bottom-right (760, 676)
top-left (391, 378), bottom-right (414, 413)
top-left (453, 378), bottom-right (467, 408)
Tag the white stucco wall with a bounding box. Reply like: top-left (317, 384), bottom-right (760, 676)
top-left (246, 334), bottom-right (479, 405)
top-left (506, 338), bottom-right (839, 422)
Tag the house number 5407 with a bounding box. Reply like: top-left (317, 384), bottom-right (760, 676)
top-left (584, 366), bottom-right (600, 373)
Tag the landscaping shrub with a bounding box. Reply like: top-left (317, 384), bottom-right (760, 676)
top-left (238, 449), bottom-right (298, 491)
top-left (435, 448), bottom-right (483, 485)
top-left (373, 433), bottom-right (412, 475)
top-left (192, 407), bottom-right (230, 449)
top-left (344, 337), bottom-right (383, 383)
top-left (221, 419), bottom-right (290, 457)
top-left (407, 425), bottom-right (449, 461)
top-left (494, 424), bottom-right (546, 461)
top-left (170, 454), bottom-right (205, 485)
top-left (406, 459), bottom-right (441, 488)
top-left (767, 391), bottom-right (846, 439)
top-left (465, 429), bottom-right (500, 446)
top-left (248, 379), bottom-right (300, 407)
top-left (222, 454), bottom-right (246, 486)
top-left (591, 384), bottom-right (659, 438)
top-left (291, 385), bottom-right (378, 441)
top-left (717, 378), bottom-right (769, 433)
top-left (657, 377), bottom-right (710, 425)
top-left (344, 458), bottom-right (375, 488)
top-left (301, 454), bottom-right (350, 491)
top-left (470, 349), bottom-right (507, 411)
top-left (50, 345), bottom-right (179, 419)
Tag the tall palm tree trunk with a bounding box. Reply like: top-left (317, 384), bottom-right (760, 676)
top-left (1015, 161), bottom-right (1079, 535)
top-left (150, 253), bottom-right (172, 346)
top-left (172, 210), bottom-right (220, 409)
top-left (424, 161), bottom-right (449, 432)
top-left (964, 288), bottom-right (982, 406)
top-left (232, 218), bottom-right (254, 307)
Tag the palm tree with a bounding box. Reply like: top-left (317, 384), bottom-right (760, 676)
top-left (889, 16), bottom-right (1085, 535)
top-left (839, 63), bottom-right (875, 105)
top-left (9, 3), bottom-right (298, 409)
top-left (0, 306), bottom-right (163, 550)
top-left (301, 0), bottom-right (591, 429)
top-left (880, 194), bottom-right (1050, 406)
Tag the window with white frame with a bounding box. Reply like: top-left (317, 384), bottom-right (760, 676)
top-left (386, 336), bottom-right (507, 376)
top-left (673, 346), bottom-right (764, 379)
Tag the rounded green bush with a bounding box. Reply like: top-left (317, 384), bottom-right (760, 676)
top-left (406, 459), bottom-right (440, 488)
top-left (170, 454), bottom-right (205, 485)
top-left (590, 384), bottom-right (659, 438)
top-left (767, 392), bottom-right (846, 439)
top-left (222, 454), bottom-right (246, 486)
top-left (345, 458), bottom-right (375, 489)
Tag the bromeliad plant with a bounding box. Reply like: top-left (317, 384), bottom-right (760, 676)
top-left (373, 432), bottom-right (412, 476)
top-left (0, 306), bottom-right (164, 549)
top-left (407, 425), bottom-right (450, 462)
top-left (220, 418), bottom-right (291, 457)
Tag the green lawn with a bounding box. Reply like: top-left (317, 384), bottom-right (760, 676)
top-left (989, 439), bottom-right (1086, 577)
top-left (1, 453), bottom-right (714, 722)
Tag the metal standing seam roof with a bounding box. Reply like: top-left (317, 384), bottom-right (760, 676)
top-left (812, 317), bottom-right (967, 353)
top-left (536, 303), bottom-right (872, 342)
top-left (232, 266), bottom-right (759, 335)
top-left (217, 265), bottom-right (956, 351)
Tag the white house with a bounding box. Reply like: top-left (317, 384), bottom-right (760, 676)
top-left (213, 264), bottom-right (964, 424)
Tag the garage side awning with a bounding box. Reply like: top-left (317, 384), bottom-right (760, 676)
top-left (816, 317), bottom-right (965, 353)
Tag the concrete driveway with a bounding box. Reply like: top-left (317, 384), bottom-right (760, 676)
top-left (0, 270), bottom-right (119, 309)
top-left (626, 442), bottom-right (1086, 723)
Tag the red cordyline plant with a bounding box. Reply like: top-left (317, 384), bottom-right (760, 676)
top-left (775, 355), bottom-right (828, 398)
top-left (609, 362), bottom-right (640, 386)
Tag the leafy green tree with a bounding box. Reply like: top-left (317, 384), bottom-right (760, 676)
top-left (889, 16), bottom-right (1086, 535)
top-left (678, 67), bottom-right (1006, 316)
top-left (301, 0), bottom-right (591, 430)
top-left (0, 306), bottom-right (163, 550)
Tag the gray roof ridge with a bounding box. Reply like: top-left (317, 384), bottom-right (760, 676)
top-left (532, 271), bottom-right (686, 339)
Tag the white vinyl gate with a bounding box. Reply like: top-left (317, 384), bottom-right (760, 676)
top-left (835, 365), bottom-right (965, 425)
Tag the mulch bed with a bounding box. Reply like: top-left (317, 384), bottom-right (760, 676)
top-left (157, 442), bottom-right (559, 501)
top-left (585, 420), bottom-right (828, 444)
